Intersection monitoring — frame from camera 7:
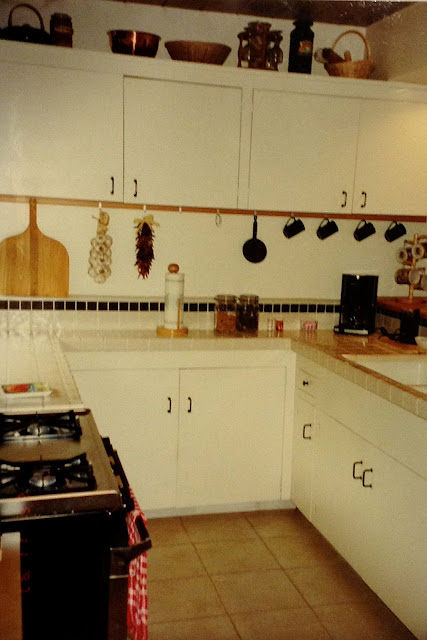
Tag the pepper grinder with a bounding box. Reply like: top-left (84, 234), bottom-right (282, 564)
top-left (157, 263), bottom-right (188, 337)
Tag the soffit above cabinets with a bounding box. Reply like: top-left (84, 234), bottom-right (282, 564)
top-left (103, 0), bottom-right (414, 27)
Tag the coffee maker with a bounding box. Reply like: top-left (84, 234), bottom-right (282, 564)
top-left (335, 274), bottom-right (378, 335)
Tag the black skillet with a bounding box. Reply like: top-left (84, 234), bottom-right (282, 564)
top-left (242, 215), bottom-right (267, 263)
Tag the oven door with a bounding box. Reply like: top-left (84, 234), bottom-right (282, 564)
top-left (108, 514), bottom-right (151, 640)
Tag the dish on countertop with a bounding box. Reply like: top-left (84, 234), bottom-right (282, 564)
top-left (1, 382), bottom-right (52, 398)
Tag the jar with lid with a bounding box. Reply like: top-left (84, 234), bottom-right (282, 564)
top-left (214, 295), bottom-right (237, 334)
top-left (237, 295), bottom-right (259, 333)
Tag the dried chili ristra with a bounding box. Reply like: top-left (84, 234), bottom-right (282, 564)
top-left (134, 214), bottom-right (159, 279)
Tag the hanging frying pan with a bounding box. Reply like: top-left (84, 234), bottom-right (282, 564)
top-left (242, 215), bottom-right (267, 263)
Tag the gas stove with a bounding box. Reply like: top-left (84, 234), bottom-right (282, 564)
top-left (0, 409), bottom-right (123, 521)
top-left (0, 407), bottom-right (149, 640)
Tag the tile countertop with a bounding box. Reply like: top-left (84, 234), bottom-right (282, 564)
top-left (0, 335), bottom-right (85, 415)
top-left (1, 330), bottom-right (425, 419)
top-left (60, 328), bottom-right (427, 420)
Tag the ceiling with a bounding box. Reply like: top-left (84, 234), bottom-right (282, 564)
top-left (107, 1), bottom-right (414, 27)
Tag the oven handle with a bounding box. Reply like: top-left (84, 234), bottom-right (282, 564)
top-left (109, 515), bottom-right (152, 575)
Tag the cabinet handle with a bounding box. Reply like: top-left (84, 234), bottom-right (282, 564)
top-left (361, 191), bottom-right (367, 208)
top-left (302, 380), bottom-right (309, 386)
top-left (352, 460), bottom-right (363, 479)
top-left (341, 190), bottom-right (347, 208)
top-left (110, 176), bottom-right (115, 195)
top-left (187, 397), bottom-right (192, 413)
top-left (134, 179), bottom-right (138, 198)
top-left (362, 468), bottom-right (373, 488)
top-left (167, 397), bottom-right (172, 413)
top-left (302, 423), bottom-right (312, 439)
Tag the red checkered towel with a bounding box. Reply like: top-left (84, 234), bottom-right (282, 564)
top-left (126, 488), bottom-right (149, 640)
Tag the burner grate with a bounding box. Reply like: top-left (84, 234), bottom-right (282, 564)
top-left (0, 454), bottom-right (96, 498)
top-left (0, 411), bottom-right (82, 442)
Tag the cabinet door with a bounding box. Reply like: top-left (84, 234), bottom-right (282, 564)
top-left (248, 90), bottom-right (359, 213)
top-left (313, 412), bottom-right (427, 639)
top-left (353, 99), bottom-right (427, 215)
top-left (72, 369), bottom-right (179, 511)
top-left (0, 63), bottom-right (123, 201)
top-left (124, 77), bottom-right (241, 207)
top-left (291, 394), bottom-right (315, 520)
top-left (177, 367), bottom-right (286, 508)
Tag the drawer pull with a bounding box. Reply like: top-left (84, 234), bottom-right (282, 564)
top-left (302, 380), bottom-right (309, 386)
top-left (187, 397), bottom-right (192, 413)
top-left (167, 397), bottom-right (172, 413)
top-left (110, 176), bottom-right (115, 195)
top-left (302, 423), bottom-right (312, 439)
top-left (341, 190), bottom-right (347, 208)
top-left (361, 191), bottom-right (367, 208)
top-left (352, 460), bottom-right (363, 479)
top-left (362, 468), bottom-right (373, 488)
top-left (134, 179), bottom-right (138, 198)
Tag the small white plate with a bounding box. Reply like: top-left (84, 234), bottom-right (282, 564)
top-left (1, 383), bottom-right (52, 398)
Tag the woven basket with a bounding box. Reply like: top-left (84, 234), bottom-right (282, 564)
top-left (324, 30), bottom-right (376, 79)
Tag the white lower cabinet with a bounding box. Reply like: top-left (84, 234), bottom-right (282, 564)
top-left (291, 356), bottom-right (427, 640)
top-left (312, 411), bottom-right (427, 640)
top-left (290, 394), bottom-right (315, 521)
top-left (72, 368), bottom-right (179, 511)
top-left (177, 367), bottom-right (286, 508)
top-left (72, 364), bottom-right (286, 514)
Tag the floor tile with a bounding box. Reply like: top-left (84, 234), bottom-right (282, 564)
top-left (148, 577), bottom-right (226, 624)
top-left (195, 537), bottom-right (279, 574)
top-left (264, 531), bottom-right (341, 569)
top-left (285, 560), bottom-right (373, 607)
top-left (149, 615), bottom-right (240, 640)
top-left (181, 512), bottom-right (258, 543)
top-left (244, 509), bottom-right (314, 538)
top-left (313, 602), bottom-right (417, 640)
top-left (148, 544), bottom-right (207, 580)
top-left (231, 607), bottom-right (332, 640)
top-left (212, 569), bottom-right (307, 614)
top-left (147, 517), bottom-right (191, 546)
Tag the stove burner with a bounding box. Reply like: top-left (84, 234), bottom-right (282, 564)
top-left (0, 411), bottom-right (82, 442)
top-left (27, 423), bottom-right (52, 437)
top-left (0, 454), bottom-right (96, 498)
top-left (29, 470), bottom-right (57, 489)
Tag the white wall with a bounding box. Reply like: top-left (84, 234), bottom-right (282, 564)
top-left (0, 0), bottom-right (425, 302)
top-left (0, 202), bottom-right (424, 299)
top-left (368, 2), bottom-right (427, 84)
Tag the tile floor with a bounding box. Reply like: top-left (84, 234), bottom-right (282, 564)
top-left (146, 509), bottom-right (417, 640)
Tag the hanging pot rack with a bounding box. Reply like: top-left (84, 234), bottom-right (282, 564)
top-left (0, 194), bottom-right (425, 223)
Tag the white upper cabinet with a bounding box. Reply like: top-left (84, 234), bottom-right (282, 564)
top-left (0, 62), bottom-right (123, 201)
top-left (124, 77), bottom-right (242, 208)
top-left (249, 89), bottom-right (427, 216)
top-left (248, 90), bottom-right (360, 213)
top-left (353, 99), bottom-right (427, 216)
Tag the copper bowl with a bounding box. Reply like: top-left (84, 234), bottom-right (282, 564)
top-left (108, 30), bottom-right (160, 57)
top-left (165, 41), bottom-right (231, 65)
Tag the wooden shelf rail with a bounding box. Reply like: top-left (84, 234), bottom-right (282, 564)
top-left (0, 194), bottom-right (425, 223)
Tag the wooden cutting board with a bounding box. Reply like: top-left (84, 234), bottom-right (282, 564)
top-left (0, 198), bottom-right (69, 297)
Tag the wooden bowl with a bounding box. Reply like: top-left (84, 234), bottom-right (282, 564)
top-left (108, 30), bottom-right (160, 57)
top-left (165, 41), bottom-right (231, 65)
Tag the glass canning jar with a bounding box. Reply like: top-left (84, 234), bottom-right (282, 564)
top-left (214, 295), bottom-right (237, 334)
top-left (237, 295), bottom-right (259, 333)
